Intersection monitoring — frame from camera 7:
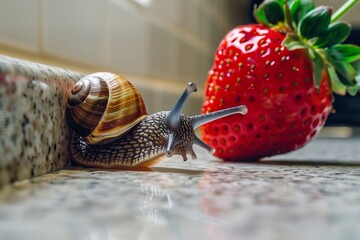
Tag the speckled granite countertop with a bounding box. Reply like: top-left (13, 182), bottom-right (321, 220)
top-left (0, 138), bottom-right (359, 240)
top-left (0, 56), bottom-right (84, 185)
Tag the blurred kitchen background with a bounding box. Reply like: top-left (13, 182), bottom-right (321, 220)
top-left (0, 0), bottom-right (359, 130)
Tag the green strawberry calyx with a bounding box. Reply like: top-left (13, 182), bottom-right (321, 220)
top-left (254, 0), bottom-right (360, 96)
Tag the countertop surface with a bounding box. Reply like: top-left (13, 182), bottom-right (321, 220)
top-left (0, 137), bottom-right (360, 240)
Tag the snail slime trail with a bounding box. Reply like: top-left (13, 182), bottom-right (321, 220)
top-left (67, 72), bottom-right (248, 168)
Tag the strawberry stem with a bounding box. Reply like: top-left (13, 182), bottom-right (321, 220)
top-left (283, 1), bottom-right (294, 31)
top-left (331, 0), bottom-right (359, 22)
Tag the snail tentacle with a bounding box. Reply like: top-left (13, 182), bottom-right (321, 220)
top-left (193, 135), bottom-right (215, 154)
top-left (190, 105), bottom-right (248, 129)
top-left (187, 146), bottom-right (197, 160)
top-left (166, 82), bottom-right (197, 129)
top-left (165, 132), bottom-right (176, 158)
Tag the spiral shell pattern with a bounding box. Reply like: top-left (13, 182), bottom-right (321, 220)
top-left (67, 72), bottom-right (147, 145)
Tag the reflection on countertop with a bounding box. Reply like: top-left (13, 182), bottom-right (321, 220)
top-left (0, 138), bottom-right (360, 240)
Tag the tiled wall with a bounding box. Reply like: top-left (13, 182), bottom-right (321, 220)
top-left (0, 0), bottom-right (250, 114)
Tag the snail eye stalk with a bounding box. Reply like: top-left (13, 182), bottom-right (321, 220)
top-left (166, 82), bottom-right (197, 129)
top-left (165, 82), bottom-right (197, 156)
top-left (190, 105), bottom-right (248, 129)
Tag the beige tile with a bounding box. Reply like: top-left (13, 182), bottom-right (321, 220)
top-left (107, 0), bottom-right (151, 76)
top-left (42, 0), bottom-right (106, 66)
top-left (147, 25), bottom-right (179, 81)
top-left (0, 0), bottom-right (40, 52)
top-left (180, 0), bottom-right (201, 37)
top-left (147, 0), bottom-right (182, 26)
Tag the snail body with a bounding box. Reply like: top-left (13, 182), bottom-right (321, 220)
top-left (70, 112), bottom-right (193, 168)
top-left (67, 72), bottom-right (248, 168)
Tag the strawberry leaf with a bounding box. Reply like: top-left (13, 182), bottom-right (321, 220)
top-left (327, 65), bottom-right (347, 95)
top-left (255, 0), bottom-right (284, 25)
top-left (314, 21), bottom-right (351, 48)
top-left (272, 0), bottom-right (285, 8)
top-left (296, 0), bottom-right (315, 25)
top-left (298, 6), bottom-right (332, 39)
top-left (289, 0), bottom-right (316, 27)
top-left (263, 0), bottom-right (284, 25)
top-left (312, 50), bottom-right (325, 87)
top-left (331, 60), bottom-right (357, 86)
top-left (283, 1), bottom-right (295, 30)
top-left (352, 59), bottom-right (360, 72)
top-left (328, 44), bottom-right (360, 63)
top-left (254, 4), bottom-right (269, 25)
top-left (347, 85), bottom-right (359, 96)
top-left (289, 0), bottom-right (301, 25)
top-left (351, 59), bottom-right (360, 85)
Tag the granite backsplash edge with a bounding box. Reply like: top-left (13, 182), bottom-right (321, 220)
top-left (0, 55), bottom-right (85, 186)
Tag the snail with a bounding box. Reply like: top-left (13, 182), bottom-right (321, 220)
top-left (66, 72), bottom-right (248, 168)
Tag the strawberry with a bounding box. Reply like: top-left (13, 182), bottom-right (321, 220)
top-left (201, 0), bottom-right (360, 161)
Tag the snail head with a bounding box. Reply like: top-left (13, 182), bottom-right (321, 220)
top-left (163, 82), bottom-right (247, 161)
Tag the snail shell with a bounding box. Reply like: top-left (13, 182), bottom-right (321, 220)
top-left (67, 72), bottom-right (147, 145)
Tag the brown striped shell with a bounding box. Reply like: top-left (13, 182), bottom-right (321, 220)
top-left (67, 72), bottom-right (148, 145)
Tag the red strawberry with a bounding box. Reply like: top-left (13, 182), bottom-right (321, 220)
top-left (201, 0), bottom-right (360, 161)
